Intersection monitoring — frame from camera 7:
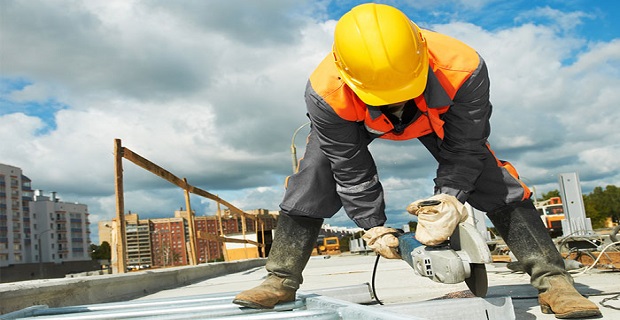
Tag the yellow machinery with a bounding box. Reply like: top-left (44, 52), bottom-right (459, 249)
top-left (316, 236), bottom-right (341, 255)
top-left (536, 197), bottom-right (565, 238)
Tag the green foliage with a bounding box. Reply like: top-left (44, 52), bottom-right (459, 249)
top-left (539, 189), bottom-right (560, 201)
top-left (408, 221), bottom-right (418, 231)
top-left (340, 235), bottom-right (352, 252)
top-left (90, 241), bottom-right (111, 260)
top-left (584, 185), bottom-right (620, 228)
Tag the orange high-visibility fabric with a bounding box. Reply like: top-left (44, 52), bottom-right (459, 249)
top-left (309, 30), bottom-right (480, 141)
top-left (486, 143), bottom-right (532, 201)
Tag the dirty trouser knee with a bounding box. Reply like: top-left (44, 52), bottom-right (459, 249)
top-left (233, 213), bottom-right (323, 309)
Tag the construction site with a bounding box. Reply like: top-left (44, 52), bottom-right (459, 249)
top-left (0, 139), bottom-right (618, 320)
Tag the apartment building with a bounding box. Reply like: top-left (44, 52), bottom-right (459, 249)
top-left (194, 216), bottom-right (225, 263)
top-left (0, 163), bottom-right (91, 267)
top-left (0, 164), bottom-right (33, 266)
top-left (30, 190), bottom-right (91, 263)
top-left (125, 213), bottom-right (153, 269)
top-left (99, 209), bottom-right (278, 269)
top-left (151, 217), bottom-right (188, 267)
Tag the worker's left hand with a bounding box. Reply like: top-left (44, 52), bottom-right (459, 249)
top-left (362, 226), bottom-right (401, 259)
top-left (407, 194), bottom-right (468, 246)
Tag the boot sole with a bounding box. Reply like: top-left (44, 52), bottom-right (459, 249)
top-left (541, 305), bottom-right (602, 319)
top-left (232, 298), bottom-right (274, 309)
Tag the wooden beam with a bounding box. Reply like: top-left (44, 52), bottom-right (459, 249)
top-left (197, 232), bottom-right (264, 247)
top-left (121, 147), bottom-right (255, 220)
top-left (113, 139), bottom-right (127, 274)
top-left (113, 139), bottom-right (271, 266)
top-left (183, 178), bottom-right (198, 265)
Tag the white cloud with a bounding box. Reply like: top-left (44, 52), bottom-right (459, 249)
top-left (516, 6), bottom-right (593, 33)
top-left (431, 21), bottom-right (620, 193)
top-left (8, 83), bottom-right (55, 103)
top-left (1, 1), bottom-right (619, 243)
top-left (404, 0), bottom-right (493, 10)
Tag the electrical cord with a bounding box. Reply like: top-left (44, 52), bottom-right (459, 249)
top-left (369, 251), bottom-right (619, 314)
top-left (600, 294), bottom-right (620, 310)
top-left (371, 254), bottom-right (384, 305)
top-left (571, 240), bottom-right (620, 276)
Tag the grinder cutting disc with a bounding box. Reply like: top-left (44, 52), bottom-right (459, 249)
top-left (465, 263), bottom-right (488, 297)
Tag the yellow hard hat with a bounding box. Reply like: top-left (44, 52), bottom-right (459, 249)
top-left (333, 3), bottom-right (429, 106)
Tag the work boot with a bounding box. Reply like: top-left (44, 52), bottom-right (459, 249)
top-left (233, 213), bottom-right (323, 309)
top-left (539, 276), bottom-right (601, 319)
top-left (487, 200), bottom-right (601, 319)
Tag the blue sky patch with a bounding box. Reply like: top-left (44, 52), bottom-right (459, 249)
top-left (325, 0), bottom-right (619, 43)
top-left (0, 77), bottom-right (67, 134)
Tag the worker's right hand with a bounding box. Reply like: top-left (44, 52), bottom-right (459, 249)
top-left (362, 226), bottom-right (401, 259)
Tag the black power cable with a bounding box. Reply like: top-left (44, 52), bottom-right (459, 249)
top-left (371, 254), bottom-right (384, 305)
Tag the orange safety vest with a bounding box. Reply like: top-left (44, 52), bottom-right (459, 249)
top-left (309, 30), bottom-right (480, 140)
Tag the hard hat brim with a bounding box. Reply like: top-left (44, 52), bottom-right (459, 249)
top-left (339, 66), bottom-right (429, 106)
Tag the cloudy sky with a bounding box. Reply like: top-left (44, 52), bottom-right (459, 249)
top-left (1, 0), bottom-right (619, 243)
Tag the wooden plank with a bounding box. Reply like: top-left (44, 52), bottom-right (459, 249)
top-left (121, 147), bottom-right (255, 220)
top-left (197, 231), bottom-right (264, 247)
top-left (183, 178), bottom-right (198, 265)
top-left (113, 139), bottom-right (127, 274)
top-left (492, 255), bottom-right (512, 263)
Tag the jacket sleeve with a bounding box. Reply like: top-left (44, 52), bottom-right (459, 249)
top-left (304, 82), bottom-right (387, 229)
top-left (434, 57), bottom-right (492, 201)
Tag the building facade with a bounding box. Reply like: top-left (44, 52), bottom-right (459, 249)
top-left (30, 190), bottom-right (91, 263)
top-left (150, 217), bottom-right (188, 267)
top-left (0, 164), bottom-right (33, 266)
top-left (125, 213), bottom-right (153, 270)
top-left (0, 163), bottom-right (91, 267)
top-left (99, 209), bottom-right (278, 269)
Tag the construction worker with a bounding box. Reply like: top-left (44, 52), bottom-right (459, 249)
top-left (233, 3), bottom-right (600, 318)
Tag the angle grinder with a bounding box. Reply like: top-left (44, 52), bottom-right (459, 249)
top-left (398, 221), bottom-right (493, 297)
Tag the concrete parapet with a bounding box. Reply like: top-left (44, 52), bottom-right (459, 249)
top-left (0, 258), bottom-right (266, 314)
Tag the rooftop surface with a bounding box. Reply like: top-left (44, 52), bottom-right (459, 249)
top-left (137, 253), bottom-right (619, 319)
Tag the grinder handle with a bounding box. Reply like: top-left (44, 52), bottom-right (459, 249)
top-left (417, 200), bottom-right (441, 207)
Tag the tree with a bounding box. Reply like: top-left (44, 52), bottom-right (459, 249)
top-left (584, 185), bottom-right (620, 228)
top-left (339, 235), bottom-right (352, 252)
top-left (408, 221), bottom-right (418, 231)
top-left (539, 190), bottom-right (560, 202)
top-left (91, 241), bottom-right (111, 260)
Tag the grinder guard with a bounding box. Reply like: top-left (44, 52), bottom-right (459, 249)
top-left (398, 222), bottom-right (492, 297)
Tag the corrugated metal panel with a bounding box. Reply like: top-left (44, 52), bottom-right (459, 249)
top-left (1, 284), bottom-right (514, 320)
top-left (1, 288), bottom-right (418, 320)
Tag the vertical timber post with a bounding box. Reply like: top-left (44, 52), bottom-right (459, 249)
top-left (183, 178), bottom-right (198, 265)
top-left (114, 139), bottom-right (127, 273)
top-left (241, 214), bottom-right (248, 259)
top-left (217, 200), bottom-right (228, 262)
top-left (260, 218), bottom-right (266, 257)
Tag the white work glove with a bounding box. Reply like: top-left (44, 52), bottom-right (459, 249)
top-left (406, 194), bottom-right (468, 246)
top-left (362, 226), bottom-right (401, 259)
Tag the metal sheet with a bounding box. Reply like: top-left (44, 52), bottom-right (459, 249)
top-left (379, 296), bottom-right (515, 320)
top-left (2, 286), bottom-right (514, 320)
